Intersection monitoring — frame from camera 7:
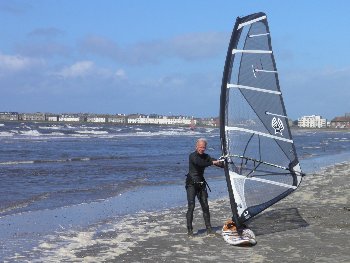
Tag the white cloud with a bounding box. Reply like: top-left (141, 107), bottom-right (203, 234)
top-left (115, 69), bottom-right (126, 79)
top-left (0, 53), bottom-right (44, 72)
top-left (56, 61), bottom-right (127, 81)
top-left (58, 61), bottom-right (94, 78)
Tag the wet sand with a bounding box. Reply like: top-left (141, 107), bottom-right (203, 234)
top-left (10, 162), bottom-right (350, 262)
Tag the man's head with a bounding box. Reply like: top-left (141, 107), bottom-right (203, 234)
top-left (196, 138), bottom-right (207, 155)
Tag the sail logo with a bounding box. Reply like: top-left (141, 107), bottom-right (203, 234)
top-left (272, 117), bottom-right (284, 135)
top-left (243, 210), bottom-right (251, 219)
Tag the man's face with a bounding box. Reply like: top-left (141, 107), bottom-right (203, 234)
top-left (196, 141), bottom-right (206, 155)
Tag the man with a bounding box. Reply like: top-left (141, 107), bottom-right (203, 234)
top-left (186, 138), bottom-right (223, 237)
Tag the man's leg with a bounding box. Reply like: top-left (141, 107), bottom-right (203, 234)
top-left (198, 187), bottom-right (213, 234)
top-left (186, 184), bottom-right (196, 236)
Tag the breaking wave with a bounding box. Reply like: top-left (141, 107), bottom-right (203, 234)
top-left (0, 156), bottom-right (127, 166)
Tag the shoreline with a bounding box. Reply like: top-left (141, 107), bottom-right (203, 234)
top-left (3, 161), bottom-right (349, 262)
top-left (1, 120), bottom-right (350, 131)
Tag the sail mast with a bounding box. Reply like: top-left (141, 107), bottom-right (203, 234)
top-left (220, 15), bottom-right (243, 228)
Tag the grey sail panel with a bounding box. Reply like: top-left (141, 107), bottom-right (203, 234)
top-left (220, 12), bottom-right (303, 225)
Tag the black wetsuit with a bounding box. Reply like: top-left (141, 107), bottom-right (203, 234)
top-left (186, 151), bottom-right (215, 232)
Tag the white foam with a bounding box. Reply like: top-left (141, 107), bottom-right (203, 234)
top-left (134, 130), bottom-right (201, 137)
top-left (0, 131), bottom-right (14, 137)
top-left (20, 130), bottom-right (42, 136)
top-left (33, 210), bottom-right (171, 262)
top-left (0, 160), bottom-right (35, 165)
top-left (80, 126), bottom-right (101, 130)
top-left (39, 126), bottom-right (63, 130)
top-left (75, 130), bottom-right (109, 135)
top-left (302, 146), bottom-right (322, 149)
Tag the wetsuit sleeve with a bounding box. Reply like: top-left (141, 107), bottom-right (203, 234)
top-left (190, 153), bottom-right (213, 168)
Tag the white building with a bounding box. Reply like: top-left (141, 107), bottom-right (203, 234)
top-left (126, 114), bottom-right (194, 126)
top-left (46, 115), bottom-right (59, 122)
top-left (108, 115), bottom-right (126, 124)
top-left (0, 112), bottom-right (19, 121)
top-left (86, 115), bottom-right (106, 123)
top-left (59, 114), bottom-right (80, 122)
top-left (127, 114), bottom-right (148, 124)
top-left (20, 113), bottom-right (45, 121)
top-left (166, 116), bottom-right (194, 126)
top-left (298, 115), bottom-right (327, 128)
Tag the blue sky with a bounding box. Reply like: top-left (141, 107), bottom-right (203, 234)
top-left (0, 0), bottom-right (349, 119)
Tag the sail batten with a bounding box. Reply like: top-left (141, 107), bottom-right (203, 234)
top-left (225, 154), bottom-right (292, 171)
top-left (249, 33), bottom-right (270, 38)
top-left (220, 12), bottom-right (303, 225)
top-left (230, 172), bottom-right (298, 189)
top-left (254, 69), bottom-right (277, 73)
top-left (237, 15), bottom-right (267, 29)
top-left (227, 84), bottom-right (281, 94)
top-left (232, 49), bottom-right (272, 54)
top-left (265, 111), bottom-right (287, 118)
top-left (225, 126), bottom-right (294, 143)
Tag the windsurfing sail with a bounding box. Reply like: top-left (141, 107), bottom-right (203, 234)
top-left (220, 12), bottom-right (304, 227)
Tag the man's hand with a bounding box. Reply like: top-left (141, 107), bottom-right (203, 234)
top-left (213, 160), bottom-right (224, 168)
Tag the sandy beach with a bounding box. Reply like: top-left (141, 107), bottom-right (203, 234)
top-left (20, 161), bottom-right (349, 263)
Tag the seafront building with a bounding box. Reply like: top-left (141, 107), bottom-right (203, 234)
top-left (107, 114), bottom-right (126, 124)
top-left (297, 115), bottom-right (327, 128)
top-left (0, 112), bottom-right (217, 126)
top-left (126, 114), bottom-right (195, 126)
top-left (0, 112), bottom-right (18, 121)
top-left (45, 114), bottom-right (59, 122)
top-left (20, 113), bottom-right (46, 121)
top-left (2, 112), bottom-right (350, 129)
top-left (86, 114), bottom-right (107, 123)
top-left (58, 114), bottom-right (81, 122)
top-left (330, 114), bottom-right (350, 128)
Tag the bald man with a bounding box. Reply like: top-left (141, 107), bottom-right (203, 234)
top-left (186, 138), bottom-right (223, 237)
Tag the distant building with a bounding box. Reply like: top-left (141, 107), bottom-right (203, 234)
top-left (86, 114), bottom-right (107, 123)
top-left (0, 111), bottom-right (225, 128)
top-left (107, 114), bottom-right (126, 124)
top-left (127, 114), bottom-right (166, 125)
top-left (46, 114), bottom-right (59, 122)
top-left (197, 117), bottom-right (218, 127)
top-left (330, 115), bottom-right (350, 128)
top-left (20, 113), bottom-right (45, 121)
top-left (142, 114), bottom-right (162, 124)
top-left (126, 114), bottom-right (194, 126)
top-left (0, 112), bottom-right (19, 121)
top-left (59, 114), bottom-right (81, 122)
top-left (298, 115), bottom-right (327, 128)
top-left (166, 115), bottom-right (193, 126)
top-left (127, 114), bottom-right (147, 124)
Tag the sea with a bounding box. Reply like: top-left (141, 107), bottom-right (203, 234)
top-left (0, 121), bottom-right (350, 260)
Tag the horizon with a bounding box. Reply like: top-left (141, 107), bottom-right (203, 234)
top-left (1, 1), bottom-right (349, 119)
top-left (1, 110), bottom-right (346, 121)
